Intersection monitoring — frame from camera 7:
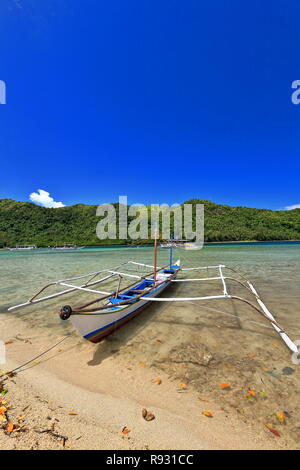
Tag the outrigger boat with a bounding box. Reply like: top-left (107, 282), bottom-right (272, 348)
top-left (8, 238), bottom-right (298, 353)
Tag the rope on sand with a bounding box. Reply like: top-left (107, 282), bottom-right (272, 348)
top-left (0, 336), bottom-right (70, 378)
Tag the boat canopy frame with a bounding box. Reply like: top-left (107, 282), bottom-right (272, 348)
top-left (7, 261), bottom-right (167, 311)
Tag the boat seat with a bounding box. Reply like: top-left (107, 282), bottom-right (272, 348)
top-left (108, 297), bottom-right (121, 304)
top-left (128, 289), bottom-right (149, 294)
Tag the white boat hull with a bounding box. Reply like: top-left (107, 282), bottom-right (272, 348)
top-left (70, 276), bottom-right (176, 343)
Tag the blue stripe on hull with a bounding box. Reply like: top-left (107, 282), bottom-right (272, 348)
top-left (84, 298), bottom-right (151, 339)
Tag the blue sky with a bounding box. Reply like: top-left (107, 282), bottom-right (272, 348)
top-left (0, 0), bottom-right (299, 210)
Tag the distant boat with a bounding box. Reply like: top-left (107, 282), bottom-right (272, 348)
top-left (8, 245), bottom-right (37, 251)
top-left (51, 244), bottom-right (83, 250)
top-left (182, 242), bottom-right (202, 250)
top-left (160, 239), bottom-right (201, 250)
top-left (160, 238), bottom-right (186, 248)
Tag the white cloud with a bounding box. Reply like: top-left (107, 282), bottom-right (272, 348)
top-left (285, 203), bottom-right (300, 210)
top-left (29, 189), bottom-right (65, 208)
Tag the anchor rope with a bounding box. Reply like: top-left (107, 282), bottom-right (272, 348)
top-left (0, 336), bottom-right (70, 378)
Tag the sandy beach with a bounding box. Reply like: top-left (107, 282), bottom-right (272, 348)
top-left (0, 310), bottom-right (296, 451)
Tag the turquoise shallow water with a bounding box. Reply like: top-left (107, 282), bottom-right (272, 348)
top-left (1, 242), bottom-right (299, 338)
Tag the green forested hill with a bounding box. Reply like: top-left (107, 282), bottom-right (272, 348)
top-left (0, 198), bottom-right (299, 247)
top-left (187, 199), bottom-right (300, 241)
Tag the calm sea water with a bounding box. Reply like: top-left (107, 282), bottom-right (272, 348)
top-left (1, 242), bottom-right (299, 340)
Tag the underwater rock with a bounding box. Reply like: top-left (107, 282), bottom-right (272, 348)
top-left (282, 367), bottom-right (295, 376)
top-left (169, 342), bottom-right (213, 367)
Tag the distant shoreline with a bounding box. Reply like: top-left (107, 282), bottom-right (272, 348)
top-left (1, 240), bottom-right (300, 250)
top-left (204, 239), bottom-right (300, 244)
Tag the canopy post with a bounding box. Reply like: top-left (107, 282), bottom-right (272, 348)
top-left (153, 223), bottom-right (158, 284)
top-left (219, 265), bottom-right (228, 296)
top-left (170, 233), bottom-right (173, 268)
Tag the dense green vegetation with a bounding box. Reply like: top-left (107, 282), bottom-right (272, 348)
top-left (0, 198), bottom-right (299, 247)
top-left (188, 199), bottom-right (300, 242)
